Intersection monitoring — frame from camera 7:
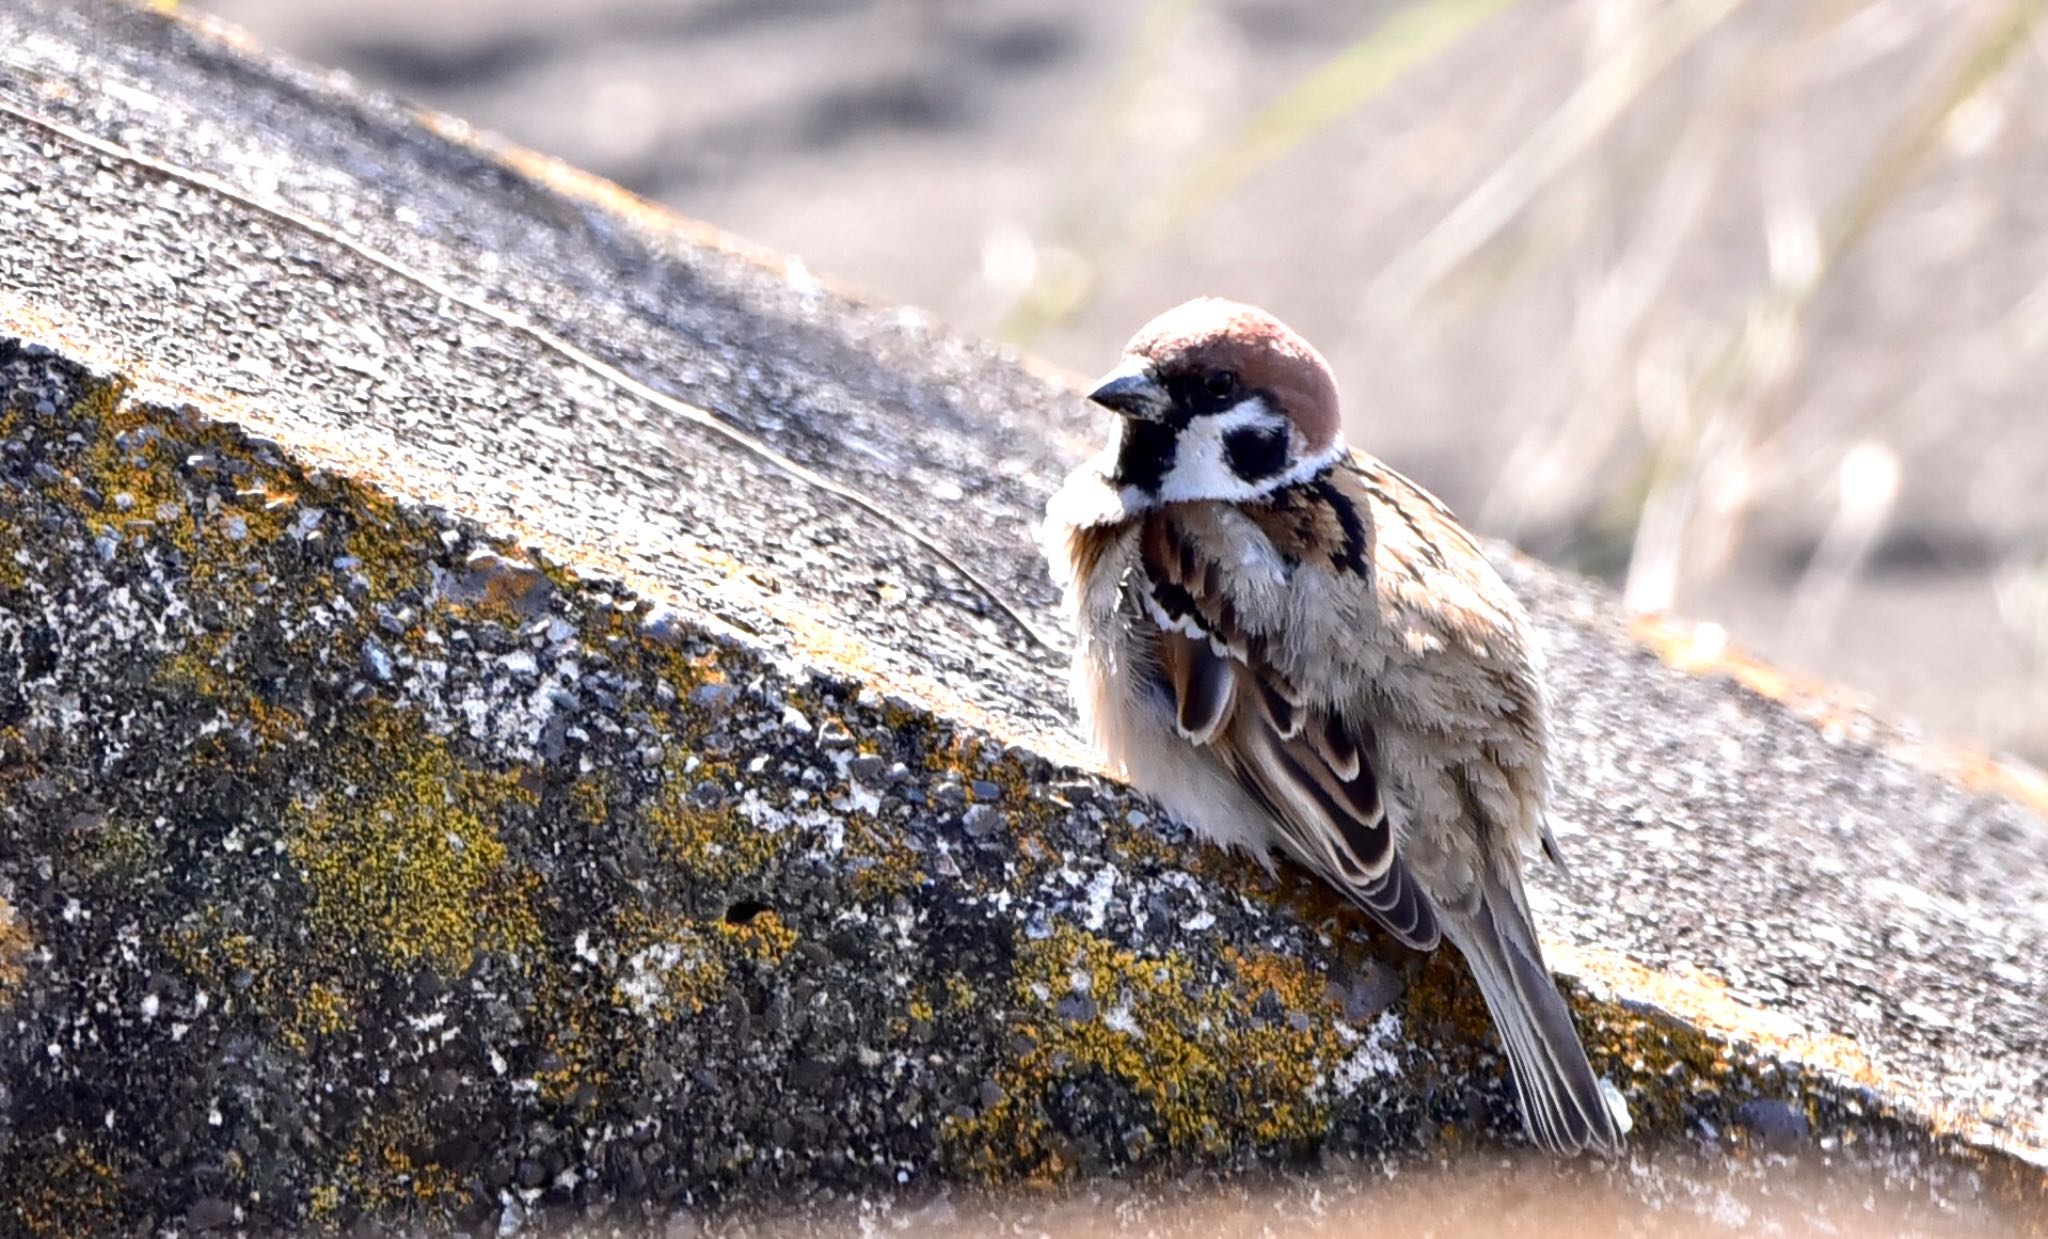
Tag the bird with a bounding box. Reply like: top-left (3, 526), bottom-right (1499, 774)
top-left (1040, 297), bottom-right (1624, 1155)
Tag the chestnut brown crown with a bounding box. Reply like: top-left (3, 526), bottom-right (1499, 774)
top-left (1086, 299), bottom-right (1346, 502)
top-left (1118, 298), bottom-right (1342, 452)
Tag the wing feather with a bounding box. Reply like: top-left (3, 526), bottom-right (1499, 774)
top-left (1120, 479), bottom-right (1614, 1152)
top-left (1162, 633), bottom-right (1237, 745)
top-left (1253, 676), bottom-right (1301, 739)
top-left (1136, 511), bottom-right (1441, 951)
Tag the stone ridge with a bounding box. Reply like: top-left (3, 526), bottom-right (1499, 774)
top-left (3, 343), bottom-right (2019, 1235)
top-left (0, 343), bottom-right (1414, 1232)
top-left (1, 0), bottom-right (2046, 1232)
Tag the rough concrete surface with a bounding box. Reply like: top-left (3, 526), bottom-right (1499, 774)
top-left (0, 2), bottom-right (2044, 1235)
top-left (190, 0), bottom-right (2048, 774)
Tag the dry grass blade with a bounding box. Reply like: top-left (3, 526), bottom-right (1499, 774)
top-left (1623, 0), bottom-right (2048, 614)
top-left (1478, 85), bottom-right (1742, 542)
top-left (1128, 0), bottom-right (1522, 244)
top-left (999, 0), bottom-right (1519, 346)
top-left (1816, 0), bottom-right (2047, 270)
top-left (1372, 0), bottom-right (1752, 313)
top-left (1080, 0), bottom-right (1209, 165)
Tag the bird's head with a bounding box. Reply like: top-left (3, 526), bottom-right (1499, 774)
top-left (1088, 298), bottom-right (1344, 505)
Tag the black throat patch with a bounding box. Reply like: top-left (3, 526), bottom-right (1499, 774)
top-left (1110, 416), bottom-right (1183, 495)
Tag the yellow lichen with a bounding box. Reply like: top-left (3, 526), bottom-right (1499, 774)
top-left (150, 630), bottom-right (236, 701)
top-left (942, 973), bottom-right (978, 1013)
top-left (530, 974), bottom-right (616, 1106)
top-left (71, 816), bottom-right (163, 884)
top-left (161, 918), bottom-right (348, 1053)
top-left (648, 799), bottom-right (781, 884)
top-left (0, 514), bottom-right (26, 593)
top-left (5, 1145), bottom-right (122, 1239)
top-left (380, 1145), bottom-right (465, 1206)
top-left (516, 904), bottom-right (806, 1115)
top-left (842, 813), bottom-right (925, 899)
top-left (717, 909), bottom-right (797, 964)
top-left (63, 373), bottom-right (452, 622)
top-left (605, 906), bottom-right (797, 1025)
top-left (298, 982), bottom-right (352, 1040)
top-left (320, 1107), bottom-right (471, 1225)
top-left (67, 378), bottom-right (183, 538)
top-left (606, 907), bottom-right (731, 1021)
top-left (646, 745), bottom-right (782, 883)
top-left (567, 772), bottom-right (613, 826)
top-left (945, 924), bottom-right (1353, 1182)
top-left (286, 707), bottom-right (541, 975)
top-left (0, 896), bottom-right (30, 1005)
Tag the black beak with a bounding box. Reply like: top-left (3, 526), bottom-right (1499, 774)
top-left (1086, 362), bottom-right (1171, 422)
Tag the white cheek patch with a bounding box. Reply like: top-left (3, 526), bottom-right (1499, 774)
top-left (1155, 398), bottom-right (1342, 503)
top-left (1157, 400), bottom-right (1284, 503)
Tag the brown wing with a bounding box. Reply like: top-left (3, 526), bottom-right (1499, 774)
top-left (1139, 513), bottom-right (1441, 950)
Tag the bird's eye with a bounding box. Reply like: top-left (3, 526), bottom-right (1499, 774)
top-left (1204, 371), bottom-right (1239, 400)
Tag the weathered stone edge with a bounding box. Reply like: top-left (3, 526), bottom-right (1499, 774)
top-left (4, 330), bottom-right (2043, 1232)
top-left (203, 0), bottom-right (2048, 829)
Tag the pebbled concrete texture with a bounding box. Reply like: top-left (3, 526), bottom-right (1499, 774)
top-left (0, 343), bottom-right (1461, 1231)
top-left (0, 1), bottom-right (2044, 1235)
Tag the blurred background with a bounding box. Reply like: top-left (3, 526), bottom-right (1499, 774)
top-left (192, 0), bottom-right (2048, 769)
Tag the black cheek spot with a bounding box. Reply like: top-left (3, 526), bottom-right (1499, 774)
top-left (1222, 425), bottom-right (1289, 482)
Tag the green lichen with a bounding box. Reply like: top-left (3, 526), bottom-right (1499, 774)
top-left (286, 706), bottom-right (542, 976)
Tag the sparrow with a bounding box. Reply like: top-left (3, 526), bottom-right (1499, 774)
top-left (1041, 298), bottom-right (1623, 1155)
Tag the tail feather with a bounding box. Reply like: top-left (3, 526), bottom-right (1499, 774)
top-left (1443, 883), bottom-right (1624, 1156)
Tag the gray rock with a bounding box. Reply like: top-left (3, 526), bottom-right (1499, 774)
top-left (1734, 1099), bottom-right (1812, 1152)
top-left (0, 5), bottom-right (2040, 1235)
